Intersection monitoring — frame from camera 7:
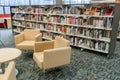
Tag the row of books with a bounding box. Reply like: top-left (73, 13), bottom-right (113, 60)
top-left (63, 6), bottom-right (113, 16)
top-left (66, 36), bottom-right (109, 51)
top-left (14, 27), bottom-right (24, 33)
top-left (24, 14), bottom-right (38, 21)
top-left (13, 14), bottom-right (25, 20)
top-left (11, 6), bottom-right (57, 14)
top-left (13, 20), bottom-right (111, 40)
top-left (13, 20), bottom-right (36, 29)
top-left (52, 7), bottom-right (63, 14)
top-left (39, 24), bottom-right (111, 38)
top-left (42, 31), bottom-right (109, 52)
top-left (12, 7), bottom-right (41, 13)
top-left (12, 5), bottom-right (114, 16)
top-left (13, 13), bottom-right (113, 29)
top-left (93, 17), bottom-right (113, 28)
top-left (13, 20), bottom-right (26, 27)
top-left (77, 28), bottom-right (111, 38)
top-left (42, 32), bottom-right (64, 40)
top-left (26, 22), bottom-right (36, 28)
top-left (41, 15), bottom-right (113, 28)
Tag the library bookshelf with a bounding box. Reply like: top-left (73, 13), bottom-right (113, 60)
top-left (10, 2), bottom-right (120, 57)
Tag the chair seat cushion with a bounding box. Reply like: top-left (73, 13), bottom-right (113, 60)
top-left (16, 41), bottom-right (35, 50)
top-left (33, 52), bottom-right (43, 68)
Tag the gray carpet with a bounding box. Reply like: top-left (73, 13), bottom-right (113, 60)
top-left (0, 29), bottom-right (120, 80)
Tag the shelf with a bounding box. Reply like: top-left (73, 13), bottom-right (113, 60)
top-left (90, 0), bottom-right (116, 4)
top-left (12, 12), bottom-right (47, 16)
top-left (26, 27), bottom-right (34, 29)
top-left (25, 20), bottom-right (37, 22)
top-left (12, 12), bottom-right (27, 14)
top-left (12, 12), bottom-right (114, 18)
top-left (13, 18), bottom-right (25, 21)
top-left (38, 21), bottom-right (112, 30)
top-left (66, 34), bottom-right (110, 42)
top-left (13, 24), bottom-right (26, 28)
top-left (71, 44), bottom-right (108, 54)
top-left (11, 3), bottom-right (120, 55)
top-left (50, 13), bottom-right (114, 18)
top-left (40, 29), bottom-right (110, 42)
top-left (40, 29), bottom-right (66, 35)
top-left (13, 30), bottom-right (22, 34)
top-left (13, 20), bottom-right (112, 31)
top-left (42, 36), bottom-right (109, 54)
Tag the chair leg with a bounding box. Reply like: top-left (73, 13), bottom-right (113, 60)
top-left (1, 63), bottom-right (5, 74)
top-left (33, 61), bottom-right (36, 71)
top-left (33, 62), bottom-right (35, 67)
top-left (43, 70), bottom-right (45, 80)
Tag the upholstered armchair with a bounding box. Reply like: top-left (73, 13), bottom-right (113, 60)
top-left (15, 29), bottom-right (42, 50)
top-left (0, 61), bottom-right (16, 80)
top-left (33, 36), bottom-right (71, 70)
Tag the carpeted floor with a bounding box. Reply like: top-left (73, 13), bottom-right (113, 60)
top-left (0, 29), bottom-right (120, 80)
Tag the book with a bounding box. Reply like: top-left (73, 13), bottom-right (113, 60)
top-left (84, 9), bottom-right (90, 15)
top-left (103, 17), bottom-right (107, 28)
top-left (78, 39), bottom-right (83, 46)
top-left (105, 43), bottom-right (109, 51)
top-left (89, 7), bottom-right (96, 15)
top-left (95, 7), bottom-right (101, 16)
top-left (108, 18), bottom-right (113, 28)
top-left (74, 7), bottom-right (81, 15)
top-left (101, 7), bottom-right (107, 16)
top-left (106, 8), bottom-right (113, 16)
top-left (95, 42), bottom-right (99, 49)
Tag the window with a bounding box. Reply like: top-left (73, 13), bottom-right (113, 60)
top-left (62, 0), bottom-right (70, 4)
top-left (71, 0), bottom-right (78, 4)
top-left (0, 7), bottom-right (4, 14)
top-left (0, 0), bottom-right (91, 6)
top-left (5, 7), bottom-right (10, 14)
top-left (0, 0), bottom-right (30, 5)
top-left (63, 0), bottom-right (90, 4)
top-left (0, 0), bottom-right (90, 15)
top-left (17, 0), bottom-right (30, 5)
top-left (31, 0), bottom-right (41, 5)
top-left (30, 0), bottom-right (55, 5)
top-left (41, 0), bottom-right (54, 5)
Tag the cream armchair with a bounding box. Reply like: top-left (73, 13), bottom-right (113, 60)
top-left (33, 36), bottom-right (71, 70)
top-left (0, 61), bottom-right (16, 80)
top-left (15, 29), bottom-right (42, 50)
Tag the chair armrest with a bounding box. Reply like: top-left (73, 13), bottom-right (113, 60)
top-left (4, 61), bottom-right (16, 80)
top-left (0, 75), bottom-right (4, 80)
top-left (43, 47), bottom-right (71, 70)
top-left (35, 33), bottom-right (42, 42)
top-left (34, 41), bottom-right (54, 52)
top-left (14, 33), bottom-right (24, 45)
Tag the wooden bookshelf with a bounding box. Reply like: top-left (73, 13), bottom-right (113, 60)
top-left (11, 3), bottom-right (120, 56)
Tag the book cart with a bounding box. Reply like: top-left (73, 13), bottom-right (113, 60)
top-left (10, 1), bottom-right (120, 57)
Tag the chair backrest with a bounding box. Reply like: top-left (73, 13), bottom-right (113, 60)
top-left (24, 29), bottom-right (40, 40)
top-left (54, 36), bottom-right (70, 48)
top-left (0, 19), bottom-right (4, 23)
top-left (4, 61), bottom-right (16, 80)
